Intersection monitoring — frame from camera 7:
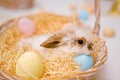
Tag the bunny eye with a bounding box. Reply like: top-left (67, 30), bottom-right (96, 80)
top-left (76, 37), bottom-right (86, 47)
top-left (78, 39), bottom-right (83, 44)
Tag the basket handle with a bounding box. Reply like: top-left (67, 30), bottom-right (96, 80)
top-left (70, 0), bottom-right (101, 35)
top-left (93, 0), bottom-right (101, 35)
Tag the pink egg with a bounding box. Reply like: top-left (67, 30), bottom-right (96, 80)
top-left (18, 17), bottom-right (36, 36)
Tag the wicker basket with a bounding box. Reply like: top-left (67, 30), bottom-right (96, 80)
top-left (0, 0), bottom-right (107, 80)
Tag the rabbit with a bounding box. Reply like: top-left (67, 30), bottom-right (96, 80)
top-left (40, 23), bottom-right (94, 55)
top-left (40, 1), bottom-right (101, 56)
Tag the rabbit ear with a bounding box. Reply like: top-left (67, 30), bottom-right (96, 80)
top-left (70, 4), bottom-right (82, 25)
top-left (40, 32), bottom-right (66, 48)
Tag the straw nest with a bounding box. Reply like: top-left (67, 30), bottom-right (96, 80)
top-left (0, 12), bottom-right (107, 80)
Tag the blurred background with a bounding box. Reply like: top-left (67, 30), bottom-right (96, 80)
top-left (0, 0), bottom-right (120, 80)
top-left (0, 0), bottom-right (119, 23)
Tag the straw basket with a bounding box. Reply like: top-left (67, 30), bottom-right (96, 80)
top-left (0, 1), bottom-right (107, 80)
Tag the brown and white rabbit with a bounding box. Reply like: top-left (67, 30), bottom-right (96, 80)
top-left (40, 23), bottom-right (94, 55)
top-left (40, 0), bottom-right (100, 56)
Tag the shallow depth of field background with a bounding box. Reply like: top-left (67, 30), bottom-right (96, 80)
top-left (0, 0), bottom-right (120, 80)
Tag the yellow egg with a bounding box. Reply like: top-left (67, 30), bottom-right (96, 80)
top-left (16, 51), bottom-right (43, 80)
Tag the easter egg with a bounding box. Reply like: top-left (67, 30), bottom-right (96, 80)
top-left (18, 17), bottom-right (36, 36)
top-left (85, 5), bottom-right (94, 14)
top-left (74, 54), bottom-right (93, 71)
top-left (103, 28), bottom-right (115, 37)
top-left (79, 10), bottom-right (89, 21)
top-left (16, 51), bottom-right (43, 80)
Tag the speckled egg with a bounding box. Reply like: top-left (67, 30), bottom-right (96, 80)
top-left (74, 54), bottom-right (93, 71)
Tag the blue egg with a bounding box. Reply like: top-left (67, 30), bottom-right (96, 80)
top-left (79, 10), bottom-right (89, 21)
top-left (74, 54), bottom-right (93, 71)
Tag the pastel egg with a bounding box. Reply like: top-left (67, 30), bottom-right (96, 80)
top-left (103, 27), bottom-right (115, 37)
top-left (74, 54), bottom-right (93, 71)
top-left (18, 17), bottom-right (36, 36)
top-left (16, 51), bottom-right (43, 80)
top-left (85, 5), bottom-right (94, 14)
top-left (79, 10), bottom-right (89, 21)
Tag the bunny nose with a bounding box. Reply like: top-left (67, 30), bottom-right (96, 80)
top-left (87, 43), bottom-right (94, 50)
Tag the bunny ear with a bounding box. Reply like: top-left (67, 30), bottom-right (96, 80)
top-left (40, 32), bottom-right (66, 48)
top-left (93, 0), bottom-right (101, 35)
top-left (70, 4), bottom-right (82, 25)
